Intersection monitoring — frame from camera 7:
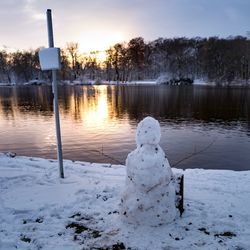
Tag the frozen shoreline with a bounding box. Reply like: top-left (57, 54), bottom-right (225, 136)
top-left (0, 153), bottom-right (250, 249)
top-left (1, 78), bottom-right (250, 87)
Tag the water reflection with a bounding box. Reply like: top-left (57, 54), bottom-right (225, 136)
top-left (0, 86), bottom-right (53, 117)
top-left (103, 85), bottom-right (250, 125)
top-left (0, 85), bottom-right (250, 170)
top-left (67, 85), bottom-right (109, 127)
top-left (2, 85), bottom-right (249, 126)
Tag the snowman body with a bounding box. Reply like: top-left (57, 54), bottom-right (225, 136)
top-left (121, 117), bottom-right (177, 226)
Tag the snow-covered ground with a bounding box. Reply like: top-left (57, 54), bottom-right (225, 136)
top-left (0, 153), bottom-right (249, 250)
top-left (193, 79), bottom-right (212, 86)
top-left (0, 82), bottom-right (15, 86)
top-left (2, 78), bottom-right (250, 86)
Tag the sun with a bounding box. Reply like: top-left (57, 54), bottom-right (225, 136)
top-left (96, 51), bottom-right (107, 62)
top-left (78, 31), bottom-right (124, 54)
top-left (85, 50), bottom-right (107, 63)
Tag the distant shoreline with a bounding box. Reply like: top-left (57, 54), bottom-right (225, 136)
top-left (1, 79), bottom-right (250, 87)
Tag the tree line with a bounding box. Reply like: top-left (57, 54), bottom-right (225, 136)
top-left (1, 36), bottom-right (250, 85)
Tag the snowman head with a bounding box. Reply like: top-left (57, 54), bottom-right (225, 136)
top-left (136, 116), bottom-right (161, 146)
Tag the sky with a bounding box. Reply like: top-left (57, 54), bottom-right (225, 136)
top-left (1, 0), bottom-right (250, 53)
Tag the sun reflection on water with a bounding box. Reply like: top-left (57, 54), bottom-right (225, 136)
top-left (67, 85), bottom-right (111, 131)
top-left (83, 85), bottom-right (109, 127)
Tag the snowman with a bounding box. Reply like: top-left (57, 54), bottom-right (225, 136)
top-left (120, 116), bottom-right (177, 226)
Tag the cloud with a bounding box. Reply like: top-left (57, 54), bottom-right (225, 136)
top-left (1, 0), bottom-right (250, 51)
top-left (22, 0), bottom-right (45, 22)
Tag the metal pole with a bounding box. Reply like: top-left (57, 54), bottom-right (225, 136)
top-left (46, 9), bottom-right (64, 178)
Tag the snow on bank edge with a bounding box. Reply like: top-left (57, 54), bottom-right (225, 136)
top-left (0, 153), bottom-right (250, 250)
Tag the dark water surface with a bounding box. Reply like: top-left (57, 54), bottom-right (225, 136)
top-left (0, 85), bottom-right (250, 170)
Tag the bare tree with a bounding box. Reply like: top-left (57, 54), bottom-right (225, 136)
top-left (0, 50), bottom-right (11, 83)
top-left (66, 42), bottom-right (79, 80)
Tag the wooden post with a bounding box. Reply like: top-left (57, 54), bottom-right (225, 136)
top-left (174, 173), bottom-right (184, 216)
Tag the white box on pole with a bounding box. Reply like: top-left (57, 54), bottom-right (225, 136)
top-left (39, 48), bottom-right (61, 70)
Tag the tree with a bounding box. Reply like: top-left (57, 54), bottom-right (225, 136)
top-left (59, 48), bottom-right (71, 81)
top-left (66, 42), bottom-right (79, 80)
top-left (1, 36), bottom-right (250, 84)
top-left (0, 50), bottom-right (11, 83)
top-left (106, 43), bottom-right (128, 82)
top-left (10, 50), bottom-right (39, 83)
top-left (127, 37), bottom-right (146, 80)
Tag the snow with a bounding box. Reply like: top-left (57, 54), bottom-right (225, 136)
top-left (193, 78), bottom-right (215, 86)
top-left (136, 116), bottom-right (161, 146)
top-left (121, 117), bottom-right (176, 226)
top-left (103, 80), bottom-right (157, 85)
top-left (0, 153), bottom-right (250, 249)
top-left (0, 82), bottom-right (15, 86)
top-left (124, 80), bottom-right (157, 85)
top-left (2, 78), bottom-right (250, 87)
top-left (156, 74), bottom-right (171, 85)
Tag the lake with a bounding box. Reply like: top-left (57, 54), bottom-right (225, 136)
top-left (0, 84), bottom-right (249, 170)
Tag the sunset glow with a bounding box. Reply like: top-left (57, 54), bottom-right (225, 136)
top-left (96, 51), bottom-right (107, 62)
top-left (78, 31), bottom-right (124, 53)
top-left (1, 1), bottom-right (250, 52)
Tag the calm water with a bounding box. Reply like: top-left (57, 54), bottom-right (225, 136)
top-left (0, 85), bottom-right (250, 170)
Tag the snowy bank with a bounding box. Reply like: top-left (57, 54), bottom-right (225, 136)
top-left (0, 82), bottom-right (15, 86)
top-left (0, 153), bottom-right (250, 250)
